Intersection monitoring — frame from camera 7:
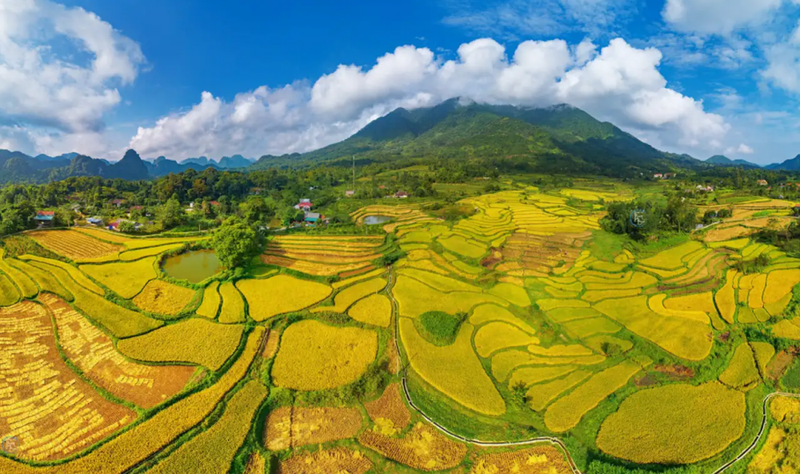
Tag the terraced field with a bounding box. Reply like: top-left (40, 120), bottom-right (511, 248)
top-left (2, 186), bottom-right (800, 474)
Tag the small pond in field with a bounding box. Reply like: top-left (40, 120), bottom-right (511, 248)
top-left (363, 215), bottom-right (392, 225)
top-left (162, 250), bottom-right (222, 283)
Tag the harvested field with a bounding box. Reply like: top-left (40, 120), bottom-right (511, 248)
top-left (0, 301), bottom-right (135, 461)
top-left (596, 382), bottom-right (746, 464)
top-left (365, 383), bottom-right (411, 435)
top-left (359, 422), bottom-right (467, 471)
top-left (45, 294), bottom-right (195, 409)
top-left (28, 230), bottom-right (122, 261)
top-left (469, 445), bottom-right (572, 474)
top-left (400, 318), bottom-right (506, 415)
top-left (117, 318), bottom-right (244, 371)
top-left (272, 320), bottom-right (377, 390)
top-left (279, 448), bottom-right (373, 474)
top-left (133, 279), bottom-right (196, 316)
top-left (239, 275), bottom-right (332, 321)
top-left (264, 405), bottom-right (363, 450)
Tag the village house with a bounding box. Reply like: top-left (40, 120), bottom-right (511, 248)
top-left (110, 199), bottom-right (126, 207)
top-left (653, 173), bottom-right (663, 179)
top-left (87, 217), bottom-right (103, 226)
top-left (345, 190), bottom-right (355, 197)
top-left (34, 211), bottom-right (55, 227)
top-left (394, 191), bottom-right (409, 199)
top-left (294, 199), bottom-right (313, 211)
top-left (758, 179), bottom-right (769, 186)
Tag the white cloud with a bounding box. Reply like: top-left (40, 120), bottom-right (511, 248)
top-left (0, 0), bottom-right (145, 135)
top-left (725, 143), bottom-right (755, 154)
top-left (129, 37), bottom-right (730, 159)
top-left (663, 0), bottom-right (785, 36)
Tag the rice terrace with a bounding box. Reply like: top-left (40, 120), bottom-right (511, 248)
top-left (1, 171), bottom-right (800, 474)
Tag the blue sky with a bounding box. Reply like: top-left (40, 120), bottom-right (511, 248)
top-left (1, 0), bottom-right (800, 165)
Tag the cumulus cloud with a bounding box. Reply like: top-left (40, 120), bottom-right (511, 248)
top-left (129, 37), bottom-right (729, 159)
top-left (725, 143), bottom-right (755, 154)
top-left (662, 0), bottom-right (786, 35)
top-left (0, 0), bottom-right (145, 137)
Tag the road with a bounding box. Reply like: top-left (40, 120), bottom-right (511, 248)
top-left (385, 268), bottom-right (799, 474)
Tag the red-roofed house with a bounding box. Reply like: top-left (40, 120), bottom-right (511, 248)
top-left (294, 200), bottom-right (313, 210)
top-left (209, 201), bottom-right (221, 207)
top-left (110, 199), bottom-right (126, 207)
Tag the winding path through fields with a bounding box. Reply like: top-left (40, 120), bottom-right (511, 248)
top-left (385, 268), bottom-right (798, 474)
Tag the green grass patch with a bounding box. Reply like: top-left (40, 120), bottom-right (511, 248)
top-left (588, 231), bottom-right (627, 261)
top-left (414, 311), bottom-right (468, 346)
top-left (783, 357), bottom-right (800, 390)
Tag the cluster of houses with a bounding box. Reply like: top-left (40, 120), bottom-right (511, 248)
top-left (653, 173), bottom-right (677, 180)
top-left (293, 199), bottom-right (325, 225)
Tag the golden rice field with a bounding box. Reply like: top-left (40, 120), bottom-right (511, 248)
top-left (219, 281), bottom-right (246, 323)
top-left (80, 257), bottom-right (158, 298)
top-left (348, 293), bottom-right (392, 327)
top-left (358, 422), bottom-right (467, 471)
top-left (280, 448), bottom-right (373, 474)
top-left (133, 279), bottom-right (196, 316)
top-left (117, 318), bottom-right (244, 370)
top-left (196, 281), bottom-right (221, 318)
top-left (265, 406), bottom-right (363, 450)
top-left (272, 320), bottom-right (378, 390)
top-left (238, 274), bottom-right (332, 321)
top-left (596, 382), bottom-right (746, 464)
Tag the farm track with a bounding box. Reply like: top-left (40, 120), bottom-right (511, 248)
top-left (385, 268), bottom-right (800, 474)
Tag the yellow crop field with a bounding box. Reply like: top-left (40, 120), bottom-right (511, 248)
top-left (749, 273), bottom-right (767, 308)
top-left (772, 318), bottom-right (800, 339)
top-left (261, 254), bottom-right (370, 276)
top-left (469, 445), bottom-right (573, 474)
top-left (751, 342), bottom-right (775, 373)
top-left (30, 260), bottom-right (162, 338)
top-left (470, 304), bottom-right (537, 333)
top-left (0, 300), bottom-right (136, 461)
top-left (489, 282), bottom-right (531, 306)
top-left (584, 272), bottom-right (657, 290)
top-left (272, 320), bottom-right (377, 390)
top-left (398, 267), bottom-right (476, 292)
top-left (545, 307), bottom-right (602, 323)
top-left (393, 275), bottom-right (508, 318)
top-left (332, 267), bottom-right (386, 289)
top-left (562, 316), bottom-right (622, 339)
top-left (584, 335), bottom-right (634, 354)
top-left (148, 381), bottom-right (267, 474)
top-left (507, 366), bottom-right (577, 389)
top-left (400, 318), bottom-right (506, 415)
top-left (491, 350), bottom-right (605, 382)
top-left (0, 250), bottom-right (37, 298)
top-left (770, 395), bottom-right (800, 423)
top-left (439, 235), bottom-right (488, 258)
top-left (117, 318), bottom-right (244, 371)
top-left (663, 291), bottom-right (717, 313)
top-left (219, 282), bottom-right (246, 323)
top-left (348, 293), bottom-right (392, 327)
top-left (527, 371), bottom-right (592, 411)
top-left (594, 296), bottom-right (712, 360)
top-left (719, 343), bottom-right (761, 391)
top-left (134, 280), bottom-right (196, 316)
top-left (545, 359), bottom-right (646, 432)
top-left (474, 322), bottom-right (539, 358)
top-left (708, 238), bottom-right (751, 250)
top-left (119, 243), bottom-right (184, 261)
top-left (196, 281), bottom-right (221, 318)
top-left (313, 277), bottom-right (386, 313)
top-left (639, 241), bottom-right (702, 270)
top-left (0, 328), bottom-right (264, 474)
top-left (648, 294), bottom-right (709, 324)
top-left (21, 255), bottom-right (104, 295)
top-left (359, 422), bottom-right (467, 471)
top-left (0, 272), bottom-right (19, 306)
top-left (582, 288), bottom-right (641, 303)
top-left (527, 344), bottom-right (594, 357)
top-left (29, 229), bottom-right (123, 261)
top-left (716, 271), bottom-right (737, 323)
top-left (536, 298), bottom-right (590, 311)
top-left (596, 382), bottom-right (746, 464)
top-left (80, 257), bottom-right (157, 298)
top-left (45, 294), bottom-right (194, 409)
top-left (763, 269), bottom-right (800, 305)
top-left (239, 275), bottom-right (332, 321)
top-left (280, 448), bottom-right (373, 474)
top-left (10, 258), bottom-right (73, 301)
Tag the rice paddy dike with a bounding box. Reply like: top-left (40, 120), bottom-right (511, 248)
top-left (0, 186), bottom-right (799, 473)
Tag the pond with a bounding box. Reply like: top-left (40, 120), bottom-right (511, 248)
top-left (162, 249), bottom-right (222, 283)
top-left (363, 215), bottom-right (392, 225)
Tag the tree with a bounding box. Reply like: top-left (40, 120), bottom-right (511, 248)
top-left (212, 218), bottom-right (260, 269)
top-left (119, 220), bottom-right (138, 233)
top-left (240, 196), bottom-right (275, 226)
top-left (160, 195), bottom-right (184, 229)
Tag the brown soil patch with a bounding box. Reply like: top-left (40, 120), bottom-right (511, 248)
top-left (44, 294), bottom-right (194, 409)
top-left (262, 329), bottom-right (281, 358)
top-left (768, 350), bottom-right (796, 381)
top-left (0, 300), bottom-right (135, 461)
top-left (359, 422), bottom-right (467, 471)
top-left (264, 406), bottom-right (363, 451)
top-left (387, 339), bottom-right (401, 375)
top-left (364, 383), bottom-right (411, 435)
top-left (635, 374), bottom-right (659, 387)
top-left (339, 265), bottom-right (378, 278)
top-left (279, 448), bottom-right (373, 474)
top-left (653, 364), bottom-right (695, 380)
top-left (469, 445), bottom-right (572, 474)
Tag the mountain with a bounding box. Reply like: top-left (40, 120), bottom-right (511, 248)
top-left (218, 155), bottom-right (253, 169)
top-left (252, 98), bottom-right (699, 175)
top-left (145, 156), bottom-right (221, 176)
top-left (183, 156), bottom-right (211, 166)
top-left (706, 155), bottom-right (761, 168)
top-left (766, 155), bottom-right (800, 171)
top-left (32, 152), bottom-right (80, 162)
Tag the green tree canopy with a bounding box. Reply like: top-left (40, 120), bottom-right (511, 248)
top-left (212, 217), bottom-right (261, 269)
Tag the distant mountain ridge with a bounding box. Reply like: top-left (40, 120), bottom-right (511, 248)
top-left (766, 155), bottom-right (800, 171)
top-left (705, 155), bottom-right (761, 168)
